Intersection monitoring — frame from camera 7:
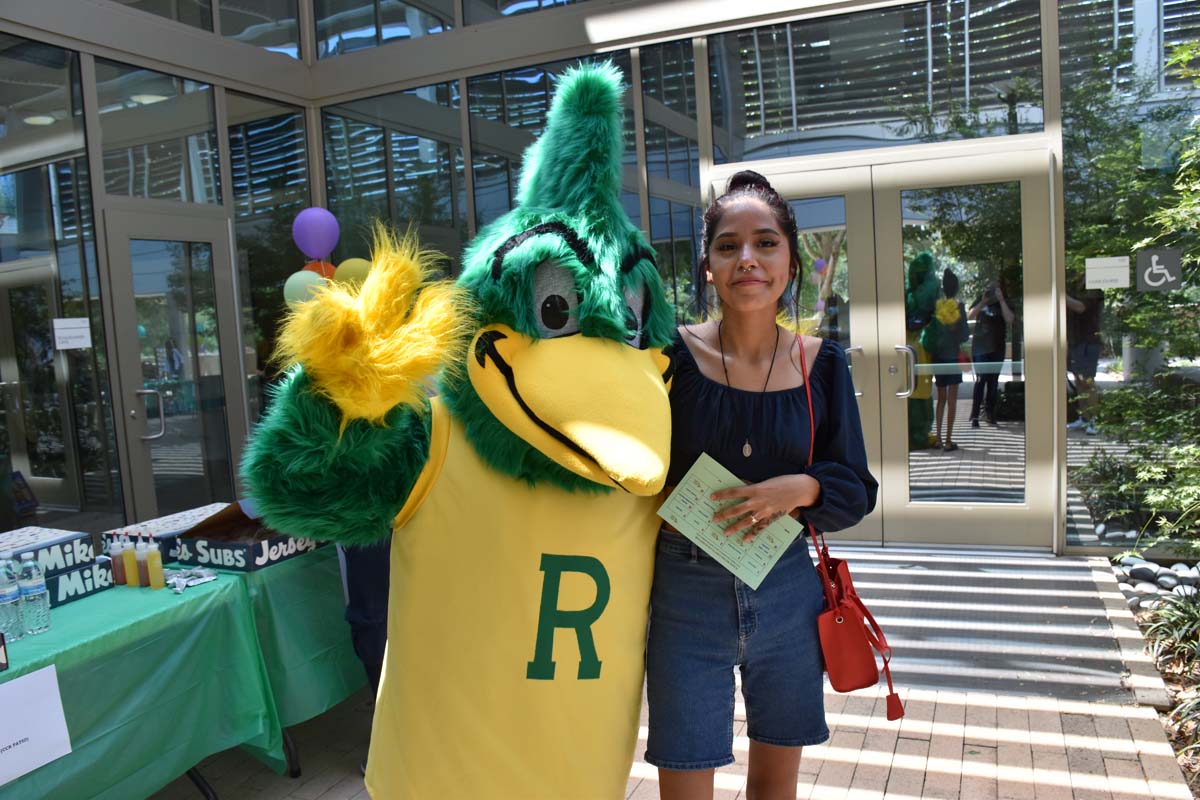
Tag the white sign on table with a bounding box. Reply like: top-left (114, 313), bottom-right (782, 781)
top-left (0, 665), bottom-right (72, 787)
top-left (51, 318), bottom-right (92, 351)
top-left (1084, 256), bottom-right (1130, 290)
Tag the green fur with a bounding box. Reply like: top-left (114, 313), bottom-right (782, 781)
top-left (441, 62), bottom-right (674, 491)
top-left (241, 63), bottom-right (674, 538)
top-left (241, 366), bottom-right (430, 546)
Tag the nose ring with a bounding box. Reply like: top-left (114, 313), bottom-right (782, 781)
top-left (737, 265), bottom-right (752, 273)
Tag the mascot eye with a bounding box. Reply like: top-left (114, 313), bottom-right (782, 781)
top-left (533, 260), bottom-right (581, 338)
top-left (623, 282), bottom-right (647, 347)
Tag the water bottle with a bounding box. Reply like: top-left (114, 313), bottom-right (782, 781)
top-left (17, 552), bottom-right (51, 635)
top-left (0, 551), bottom-right (23, 642)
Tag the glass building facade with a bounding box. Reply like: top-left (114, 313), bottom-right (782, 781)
top-left (1, 0), bottom-right (1196, 555)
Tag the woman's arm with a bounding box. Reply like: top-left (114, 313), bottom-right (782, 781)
top-left (997, 289), bottom-right (1016, 324)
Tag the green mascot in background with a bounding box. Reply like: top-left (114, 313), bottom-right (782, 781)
top-left (242, 63), bottom-right (675, 799)
top-left (905, 251), bottom-right (940, 449)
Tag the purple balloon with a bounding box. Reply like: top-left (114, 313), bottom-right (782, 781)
top-left (292, 208), bottom-right (340, 260)
top-left (813, 258), bottom-right (828, 273)
top-left (815, 299), bottom-right (826, 313)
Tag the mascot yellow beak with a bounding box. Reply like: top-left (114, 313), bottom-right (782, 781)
top-left (468, 324), bottom-right (671, 495)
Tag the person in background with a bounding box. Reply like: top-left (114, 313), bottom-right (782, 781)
top-left (336, 537), bottom-right (390, 775)
top-left (927, 268), bottom-right (969, 451)
top-left (164, 338), bottom-right (185, 379)
top-left (1066, 285), bottom-right (1103, 435)
top-left (967, 280), bottom-right (1014, 427)
top-left (818, 292), bottom-right (848, 348)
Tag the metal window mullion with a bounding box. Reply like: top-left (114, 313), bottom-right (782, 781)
top-left (963, 0), bottom-right (971, 107)
top-left (785, 22), bottom-right (797, 130)
top-left (384, 126), bottom-right (397, 221)
top-left (927, 1), bottom-right (934, 111)
top-left (211, 0), bottom-right (222, 37)
top-left (375, 0), bottom-right (384, 46)
top-left (307, 104), bottom-right (328, 208)
top-left (211, 83), bottom-right (250, 450)
top-left (752, 28), bottom-right (766, 136)
top-left (300, 0), bottom-right (319, 65)
top-left (460, 77), bottom-right (477, 240)
top-left (79, 52), bottom-right (140, 519)
top-left (693, 35), bottom-right (714, 206)
top-left (630, 47), bottom-right (651, 239)
top-left (1040, 0), bottom-right (1066, 555)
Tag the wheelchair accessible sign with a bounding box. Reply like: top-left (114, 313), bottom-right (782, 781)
top-left (1136, 249), bottom-right (1183, 292)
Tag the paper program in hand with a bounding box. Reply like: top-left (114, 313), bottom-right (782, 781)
top-left (657, 452), bottom-right (803, 590)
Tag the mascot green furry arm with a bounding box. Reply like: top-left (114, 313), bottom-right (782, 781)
top-left (240, 232), bottom-right (470, 547)
top-left (905, 251), bottom-right (940, 449)
top-left (241, 62), bottom-right (677, 799)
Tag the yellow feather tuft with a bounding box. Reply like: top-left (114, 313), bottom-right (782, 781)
top-left (274, 224), bottom-right (476, 425)
top-left (934, 297), bottom-right (961, 326)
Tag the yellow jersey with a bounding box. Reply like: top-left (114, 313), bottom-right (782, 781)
top-left (364, 397), bottom-right (659, 799)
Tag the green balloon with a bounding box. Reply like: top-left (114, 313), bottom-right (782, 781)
top-left (334, 257), bottom-right (371, 287)
top-left (283, 269), bottom-right (325, 307)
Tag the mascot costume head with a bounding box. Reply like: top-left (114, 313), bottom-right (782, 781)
top-left (243, 63), bottom-right (674, 799)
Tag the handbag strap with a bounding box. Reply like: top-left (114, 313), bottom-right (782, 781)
top-left (795, 337), bottom-right (836, 596)
top-left (798, 335), bottom-right (903, 719)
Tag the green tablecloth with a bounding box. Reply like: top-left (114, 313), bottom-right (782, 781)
top-left (0, 576), bottom-right (285, 800)
top-left (0, 545), bottom-right (364, 799)
top-left (242, 545), bottom-right (365, 727)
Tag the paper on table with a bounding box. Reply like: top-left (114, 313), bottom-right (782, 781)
top-left (0, 664), bottom-right (72, 787)
top-left (657, 452), bottom-right (803, 590)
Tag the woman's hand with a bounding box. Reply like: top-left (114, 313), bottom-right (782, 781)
top-left (711, 474), bottom-right (821, 542)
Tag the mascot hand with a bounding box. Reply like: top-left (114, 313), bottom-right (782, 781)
top-left (241, 366), bottom-right (430, 545)
top-left (275, 226), bottom-right (473, 424)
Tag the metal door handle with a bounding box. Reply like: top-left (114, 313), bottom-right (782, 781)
top-left (136, 389), bottom-right (167, 440)
top-left (844, 346), bottom-right (864, 398)
top-left (894, 345), bottom-right (916, 398)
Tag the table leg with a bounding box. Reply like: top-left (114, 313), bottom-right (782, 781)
top-left (283, 728), bottom-right (302, 778)
top-left (186, 767), bottom-right (219, 800)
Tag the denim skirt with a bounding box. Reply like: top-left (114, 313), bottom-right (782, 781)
top-left (644, 529), bottom-right (830, 770)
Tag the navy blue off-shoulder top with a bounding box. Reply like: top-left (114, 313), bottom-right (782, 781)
top-left (666, 331), bottom-right (879, 533)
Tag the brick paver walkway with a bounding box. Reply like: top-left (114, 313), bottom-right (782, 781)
top-left (151, 549), bottom-right (1193, 800)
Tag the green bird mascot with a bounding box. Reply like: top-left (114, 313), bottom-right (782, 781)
top-left (241, 63), bottom-right (675, 799)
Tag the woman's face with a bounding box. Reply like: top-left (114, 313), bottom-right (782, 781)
top-left (705, 198), bottom-right (795, 315)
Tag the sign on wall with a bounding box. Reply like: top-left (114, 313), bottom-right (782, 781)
top-left (51, 318), bottom-right (91, 351)
top-left (1085, 256), bottom-right (1130, 290)
top-left (1136, 249), bottom-right (1183, 292)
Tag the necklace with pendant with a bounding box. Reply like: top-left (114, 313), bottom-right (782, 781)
top-left (718, 319), bottom-right (781, 458)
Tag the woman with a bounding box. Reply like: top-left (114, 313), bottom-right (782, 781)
top-left (967, 280), bottom-right (1014, 427)
top-left (926, 267), bottom-right (968, 451)
top-left (646, 171), bottom-right (878, 799)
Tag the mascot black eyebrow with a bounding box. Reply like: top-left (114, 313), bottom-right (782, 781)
top-left (242, 62), bottom-right (675, 798)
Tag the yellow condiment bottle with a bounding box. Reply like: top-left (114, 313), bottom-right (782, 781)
top-left (147, 540), bottom-right (165, 590)
top-left (122, 535), bottom-right (140, 587)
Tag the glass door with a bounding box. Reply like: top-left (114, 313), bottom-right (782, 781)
top-left (104, 207), bottom-right (247, 521)
top-left (873, 149), bottom-right (1055, 548)
top-left (0, 259), bottom-right (82, 508)
top-left (768, 166), bottom-right (882, 545)
top-left (723, 144), bottom-right (1056, 549)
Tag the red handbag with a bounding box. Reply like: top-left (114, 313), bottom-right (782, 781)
top-left (797, 338), bottom-right (904, 721)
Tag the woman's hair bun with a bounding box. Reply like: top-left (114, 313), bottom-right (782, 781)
top-left (726, 169), bottom-right (774, 195)
top-left (942, 268), bottom-right (959, 298)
